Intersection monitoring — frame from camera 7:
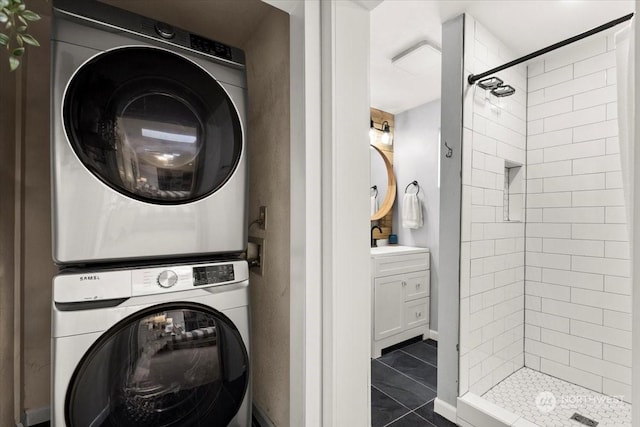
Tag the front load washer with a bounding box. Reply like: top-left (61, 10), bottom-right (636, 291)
top-left (51, 0), bottom-right (248, 264)
top-left (52, 260), bottom-right (251, 427)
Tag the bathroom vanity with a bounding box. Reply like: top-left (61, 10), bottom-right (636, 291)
top-left (370, 246), bottom-right (430, 358)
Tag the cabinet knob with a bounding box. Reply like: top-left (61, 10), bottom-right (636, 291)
top-left (416, 283), bottom-right (421, 288)
top-left (416, 311), bottom-right (422, 318)
top-left (402, 281), bottom-right (406, 287)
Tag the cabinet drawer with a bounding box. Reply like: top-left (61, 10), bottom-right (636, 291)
top-left (404, 271), bottom-right (429, 301)
top-left (373, 252), bottom-right (429, 277)
top-left (404, 298), bottom-right (429, 330)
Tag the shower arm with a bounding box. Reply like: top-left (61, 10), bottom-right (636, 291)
top-left (468, 12), bottom-right (634, 86)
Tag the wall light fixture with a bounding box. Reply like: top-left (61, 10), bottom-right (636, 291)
top-left (369, 118), bottom-right (392, 146)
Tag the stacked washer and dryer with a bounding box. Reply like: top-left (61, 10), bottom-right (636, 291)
top-left (50, 1), bottom-right (252, 426)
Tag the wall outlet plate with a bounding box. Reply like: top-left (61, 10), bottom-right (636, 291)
top-left (259, 206), bottom-right (267, 230)
top-left (248, 236), bottom-right (265, 276)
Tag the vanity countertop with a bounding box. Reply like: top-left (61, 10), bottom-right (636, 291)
top-left (370, 245), bottom-right (429, 257)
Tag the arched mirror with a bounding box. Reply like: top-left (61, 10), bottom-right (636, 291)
top-left (370, 145), bottom-right (396, 220)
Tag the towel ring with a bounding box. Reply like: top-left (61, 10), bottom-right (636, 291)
top-left (405, 181), bottom-right (420, 195)
top-left (370, 185), bottom-right (378, 198)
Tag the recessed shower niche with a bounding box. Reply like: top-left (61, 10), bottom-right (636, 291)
top-left (503, 161), bottom-right (523, 222)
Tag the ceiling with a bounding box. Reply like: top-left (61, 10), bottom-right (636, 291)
top-left (371, 0), bottom-right (635, 114)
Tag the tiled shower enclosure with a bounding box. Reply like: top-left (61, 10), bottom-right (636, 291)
top-left (458, 13), bottom-right (631, 427)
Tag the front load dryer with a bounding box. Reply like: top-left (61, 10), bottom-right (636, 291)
top-left (52, 260), bottom-right (251, 426)
top-left (51, 0), bottom-right (248, 264)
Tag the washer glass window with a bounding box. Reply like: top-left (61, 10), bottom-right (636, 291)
top-left (65, 303), bottom-right (249, 427)
top-left (63, 47), bottom-right (243, 204)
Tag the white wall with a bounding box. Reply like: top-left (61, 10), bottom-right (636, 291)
top-left (437, 14), bottom-right (464, 409)
top-left (286, 0), bottom-right (323, 424)
top-left (393, 99), bottom-right (441, 330)
top-left (320, 1), bottom-right (372, 425)
top-left (245, 8), bottom-right (292, 425)
top-left (459, 14), bottom-right (527, 396)
top-left (632, 5), bottom-right (640, 422)
top-left (524, 31), bottom-right (632, 402)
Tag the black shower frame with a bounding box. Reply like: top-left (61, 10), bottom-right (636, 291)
top-left (467, 12), bottom-right (634, 85)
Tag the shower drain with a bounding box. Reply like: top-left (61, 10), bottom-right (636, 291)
top-left (570, 413), bottom-right (598, 426)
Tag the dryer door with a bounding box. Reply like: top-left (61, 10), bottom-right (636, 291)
top-left (63, 46), bottom-right (243, 204)
top-left (65, 302), bottom-right (249, 427)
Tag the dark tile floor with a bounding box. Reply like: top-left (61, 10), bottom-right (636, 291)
top-left (371, 339), bottom-right (457, 427)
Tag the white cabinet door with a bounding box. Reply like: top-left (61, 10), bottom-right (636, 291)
top-left (404, 271), bottom-right (429, 301)
top-left (374, 276), bottom-right (404, 340)
top-left (404, 298), bottom-right (429, 330)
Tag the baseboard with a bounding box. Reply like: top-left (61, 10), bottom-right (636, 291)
top-left (433, 397), bottom-right (457, 424)
top-left (429, 329), bottom-right (438, 341)
top-left (252, 403), bottom-right (276, 427)
top-left (21, 406), bottom-right (50, 426)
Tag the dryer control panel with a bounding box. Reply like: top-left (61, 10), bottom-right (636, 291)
top-left (52, 0), bottom-right (246, 67)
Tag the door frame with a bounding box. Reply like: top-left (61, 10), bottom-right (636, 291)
top-left (262, 0), bottom-right (374, 425)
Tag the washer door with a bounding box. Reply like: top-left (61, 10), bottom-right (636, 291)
top-left (63, 47), bottom-right (243, 204)
top-left (65, 303), bottom-right (249, 427)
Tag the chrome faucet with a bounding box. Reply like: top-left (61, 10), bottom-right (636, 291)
top-left (371, 225), bottom-right (382, 247)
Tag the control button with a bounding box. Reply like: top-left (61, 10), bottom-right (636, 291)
top-left (157, 270), bottom-right (178, 288)
top-left (155, 22), bottom-right (175, 39)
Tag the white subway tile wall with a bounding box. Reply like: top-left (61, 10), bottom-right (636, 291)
top-left (460, 16), bottom-right (630, 404)
top-left (459, 15), bottom-right (527, 396)
top-left (525, 31), bottom-right (631, 403)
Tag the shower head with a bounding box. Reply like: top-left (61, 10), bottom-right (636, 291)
top-left (491, 85), bottom-right (516, 97)
top-left (477, 76), bottom-right (503, 90)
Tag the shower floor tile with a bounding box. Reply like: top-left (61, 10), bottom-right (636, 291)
top-left (482, 367), bottom-right (631, 427)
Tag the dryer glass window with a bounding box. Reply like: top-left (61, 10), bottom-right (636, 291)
top-left (65, 303), bottom-right (249, 427)
top-left (63, 47), bottom-right (243, 204)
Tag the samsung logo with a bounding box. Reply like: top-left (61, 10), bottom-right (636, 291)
top-left (79, 275), bottom-right (100, 282)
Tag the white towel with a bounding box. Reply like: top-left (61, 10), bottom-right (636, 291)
top-left (402, 193), bottom-right (423, 229)
top-left (371, 196), bottom-right (379, 216)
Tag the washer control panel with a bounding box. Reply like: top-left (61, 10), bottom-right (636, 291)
top-left (130, 261), bottom-right (246, 297)
top-left (193, 264), bottom-right (235, 286)
top-left (157, 270), bottom-right (178, 288)
top-left (54, 261), bottom-right (248, 302)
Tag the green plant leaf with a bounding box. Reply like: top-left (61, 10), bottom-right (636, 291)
top-left (15, 33), bottom-right (22, 46)
top-left (5, 20), bottom-right (12, 30)
top-left (20, 32), bottom-right (37, 46)
top-left (9, 55), bottom-right (19, 71)
top-left (17, 14), bottom-right (25, 26)
top-left (0, 32), bottom-right (8, 45)
top-left (0, 0), bottom-right (9, 9)
top-left (12, 46), bottom-right (24, 56)
top-left (17, 24), bottom-right (25, 32)
top-left (21, 10), bottom-right (39, 21)
top-left (0, 12), bottom-right (7, 23)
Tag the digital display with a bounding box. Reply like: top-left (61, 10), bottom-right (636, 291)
top-left (193, 264), bottom-right (235, 286)
top-left (190, 35), bottom-right (233, 61)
